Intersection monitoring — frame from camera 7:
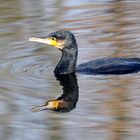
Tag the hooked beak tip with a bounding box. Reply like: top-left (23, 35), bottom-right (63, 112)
top-left (28, 37), bottom-right (43, 42)
top-left (28, 37), bottom-right (35, 42)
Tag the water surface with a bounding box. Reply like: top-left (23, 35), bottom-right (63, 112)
top-left (0, 0), bottom-right (140, 140)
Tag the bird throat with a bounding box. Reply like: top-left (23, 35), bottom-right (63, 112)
top-left (54, 47), bottom-right (77, 75)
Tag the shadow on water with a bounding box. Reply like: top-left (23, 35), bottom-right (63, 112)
top-left (32, 73), bottom-right (79, 112)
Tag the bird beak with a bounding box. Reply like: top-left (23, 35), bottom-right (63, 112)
top-left (31, 100), bottom-right (60, 112)
top-left (28, 37), bottom-right (64, 49)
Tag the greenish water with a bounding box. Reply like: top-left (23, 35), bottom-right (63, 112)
top-left (0, 0), bottom-right (140, 140)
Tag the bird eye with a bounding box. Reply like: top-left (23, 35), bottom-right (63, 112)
top-left (50, 37), bottom-right (56, 41)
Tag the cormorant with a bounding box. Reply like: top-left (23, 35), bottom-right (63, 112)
top-left (32, 73), bottom-right (79, 112)
top-left (29, 30), bottom-right (140, 75)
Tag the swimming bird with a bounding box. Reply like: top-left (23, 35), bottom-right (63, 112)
top-left (29, 30), bottom-right (140, 75)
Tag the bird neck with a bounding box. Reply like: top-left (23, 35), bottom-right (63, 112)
top-left (54, 48), bottom-right (78, 75)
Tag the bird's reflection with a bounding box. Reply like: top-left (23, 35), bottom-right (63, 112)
top-left (32, 73), bottom-right (79, 112)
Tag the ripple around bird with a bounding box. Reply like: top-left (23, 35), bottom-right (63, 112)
top-left (0, 54), bottom-right (58, 89)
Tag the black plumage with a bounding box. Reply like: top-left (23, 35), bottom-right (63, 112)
top-left (29, 30), bottom-right (140, 75)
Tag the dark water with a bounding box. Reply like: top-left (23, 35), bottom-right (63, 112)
top-left (0, 0), bottom-right (140, 140)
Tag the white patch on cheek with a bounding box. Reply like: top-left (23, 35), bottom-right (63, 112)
top-left (57, 40), bottom-right (65, 49)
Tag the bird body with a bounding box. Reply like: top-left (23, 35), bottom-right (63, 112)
top-left (29, 30), bottom-right (140, 75)
top-left (77, 57), bottom-right (140, 75)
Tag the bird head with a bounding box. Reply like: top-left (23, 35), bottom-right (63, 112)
top-left (29, 30), bottom-right (77, 51)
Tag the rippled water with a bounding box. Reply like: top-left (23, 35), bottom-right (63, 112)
top-left (0, 0), bottom-right (140, 140)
